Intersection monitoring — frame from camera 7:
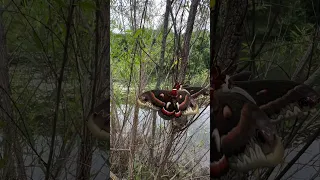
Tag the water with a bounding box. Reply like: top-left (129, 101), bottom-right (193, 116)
top-left (269, 140), bottom-right (320, 180)
top-left (117, 104), bottom-right (210, 166)
top-left (1, 104), bottom-right (319, 179)
top-left (0, 135), bottom-right (109, 180)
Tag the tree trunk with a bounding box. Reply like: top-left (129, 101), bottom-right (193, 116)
top-left (76, 0), bottom-right (110, 179)
top-left (149, 0), bottom-right (171, 166)
top-left (215, 0), bottom-right (248, 74)
top-left (178, 0), bottom-right (200, 83)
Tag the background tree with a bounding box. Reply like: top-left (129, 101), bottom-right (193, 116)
top-left (110, 0), bottom-right (210, 179)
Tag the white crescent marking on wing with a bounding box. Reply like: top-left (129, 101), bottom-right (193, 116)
top-left (212, 128), bottom-right (221, 152)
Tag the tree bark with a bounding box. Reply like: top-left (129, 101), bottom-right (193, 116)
top-left (178, 0), bottom-right (200, 83)
top-left (215, 0), bottom-right (248, 74)
top-left (76, 0), bottom-right (110, 179)
top-left (149, 0), bottom-right (171, 166)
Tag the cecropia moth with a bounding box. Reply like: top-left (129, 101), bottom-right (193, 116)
top-left (138, 84), bottom-right (209, 120)
top-left (211, 66), bottom-right (320, 178)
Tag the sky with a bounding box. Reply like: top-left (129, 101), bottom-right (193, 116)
top-left (110, 0), bottom-right (209, 34)
top-left (111, 0), bottom-right (166, 33)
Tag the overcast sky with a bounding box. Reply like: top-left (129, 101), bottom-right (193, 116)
top-left (110, 0), bottom-right (209, 34)
top-left (111, 0), bottom-right (165, 33)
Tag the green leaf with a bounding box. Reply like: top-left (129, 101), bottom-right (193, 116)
top-left (197, 140), bottom-right (204, 148)
top-left (239, 57), bottom-right (249, 61)
top-left (295, 25), bottom-right (301, 34)
top-left (291, 30), bottom-right (299, 38)
top-left (242, 42), bottom-right (249, 47)
top-left (170, 58), bottom-right (179, 69)
top-left (135, 59), bottom-right (140, 65)
top-left (133, 29), bottom-right (143, 38)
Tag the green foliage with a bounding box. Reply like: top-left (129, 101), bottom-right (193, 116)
top-left (236, 0), bottom-right (320, 80)
top-left (188, 31), bottom-right (210, 72)
top-left (4, 0), bottom-right (99, 142)
top-left (189, 70), bottom-right (209, 86)
top-left (111, 27), bottom-right (210, 103)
